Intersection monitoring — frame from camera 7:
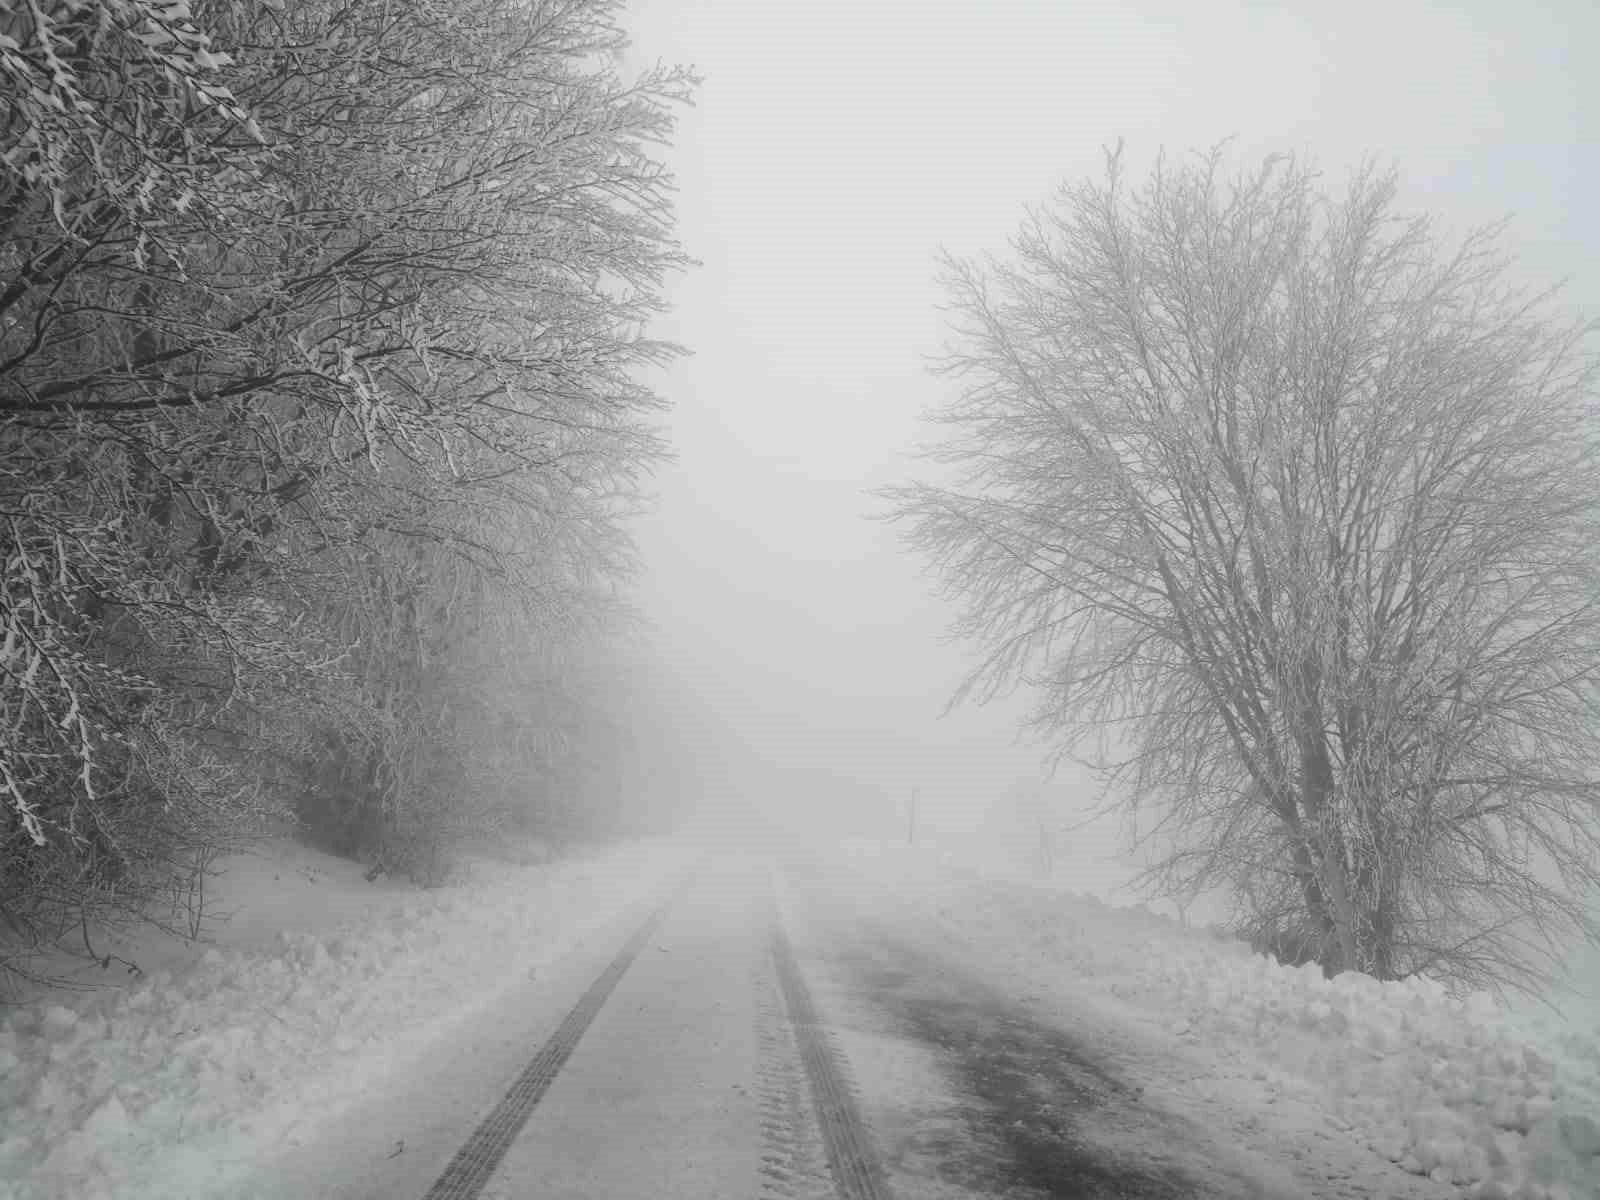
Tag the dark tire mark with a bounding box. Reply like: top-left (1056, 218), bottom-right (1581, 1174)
top-left (771, 910), bottom-right (895, 1200)
top-left (420, 871), bottom-right (695, 1200)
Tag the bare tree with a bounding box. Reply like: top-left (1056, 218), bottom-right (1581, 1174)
top-left (886, 146), bottom-right (1600, 991)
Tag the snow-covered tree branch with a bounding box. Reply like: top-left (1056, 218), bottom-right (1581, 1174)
top-left (2, 0), bottom-right (693, 984)
top-left (886, 146), bottom-right (1600, 992)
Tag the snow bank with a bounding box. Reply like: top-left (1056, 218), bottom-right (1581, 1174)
top-left (0, 837), bottom-right (692, 1200)
top-left (832, 844), bottom-right (1600, 1200)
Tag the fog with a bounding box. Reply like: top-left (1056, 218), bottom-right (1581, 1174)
top-left (620, 0), bottom-right (1599, 890)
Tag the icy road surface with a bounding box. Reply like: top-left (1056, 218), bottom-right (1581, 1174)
top-left (247, 852), bottom-right (1298, 1199)
top-left (777, 856), bottom-right (1297, 1199)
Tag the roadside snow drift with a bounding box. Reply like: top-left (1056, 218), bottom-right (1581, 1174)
top-left (0, 836), bottom-right (693, 1200)
top-left (837, 842), bottom-right (1600, 1200)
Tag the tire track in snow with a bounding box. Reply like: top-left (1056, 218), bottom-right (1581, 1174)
top-left (419, 868), bottom-right (696, 1200)
top-left (754, 934), bottom-right (834, 1200)
top-left (770, 883), bottom-right (896, 1200)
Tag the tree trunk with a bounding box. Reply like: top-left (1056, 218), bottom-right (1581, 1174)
top-left (1296, 687), bottom-right (1360, 974)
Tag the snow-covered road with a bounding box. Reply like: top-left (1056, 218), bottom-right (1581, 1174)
top-left (221, 852), bottom-right (840, 1200)
top-left (296, 848), bottom-right (1311, 1199)
top-left (445, 855), bottom-right (783, 1199)
top-left (216, 847), bottom-right (1302, 1199)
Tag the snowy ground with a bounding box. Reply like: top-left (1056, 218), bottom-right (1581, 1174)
top-left (3, 828), bottom-right (1595, 1200)
top-left (0, 833), bottom-right (696, 1200)
top-left (832, 840), bottom-right (1600, 1200)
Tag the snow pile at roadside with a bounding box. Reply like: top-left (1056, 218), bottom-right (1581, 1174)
top-left (0, 837), bottom-right (692, 1200)
top-left (836, 843), bottom-right (1600, 1200)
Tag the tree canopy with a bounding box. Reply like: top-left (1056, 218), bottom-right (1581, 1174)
top-left (888, 147), bottom-right (1600, 991)
top-left (2, 0), bottom-right (692, 985)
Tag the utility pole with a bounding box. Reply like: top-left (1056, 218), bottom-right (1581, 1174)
top-left (907, 787), bottom-right (918, 846)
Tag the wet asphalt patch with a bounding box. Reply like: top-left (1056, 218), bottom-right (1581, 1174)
top-left (836, 934), bottom-right (1242, 1199)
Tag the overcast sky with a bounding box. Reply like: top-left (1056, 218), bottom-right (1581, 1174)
top-left (619, 0), bottom-right (1598, 874)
